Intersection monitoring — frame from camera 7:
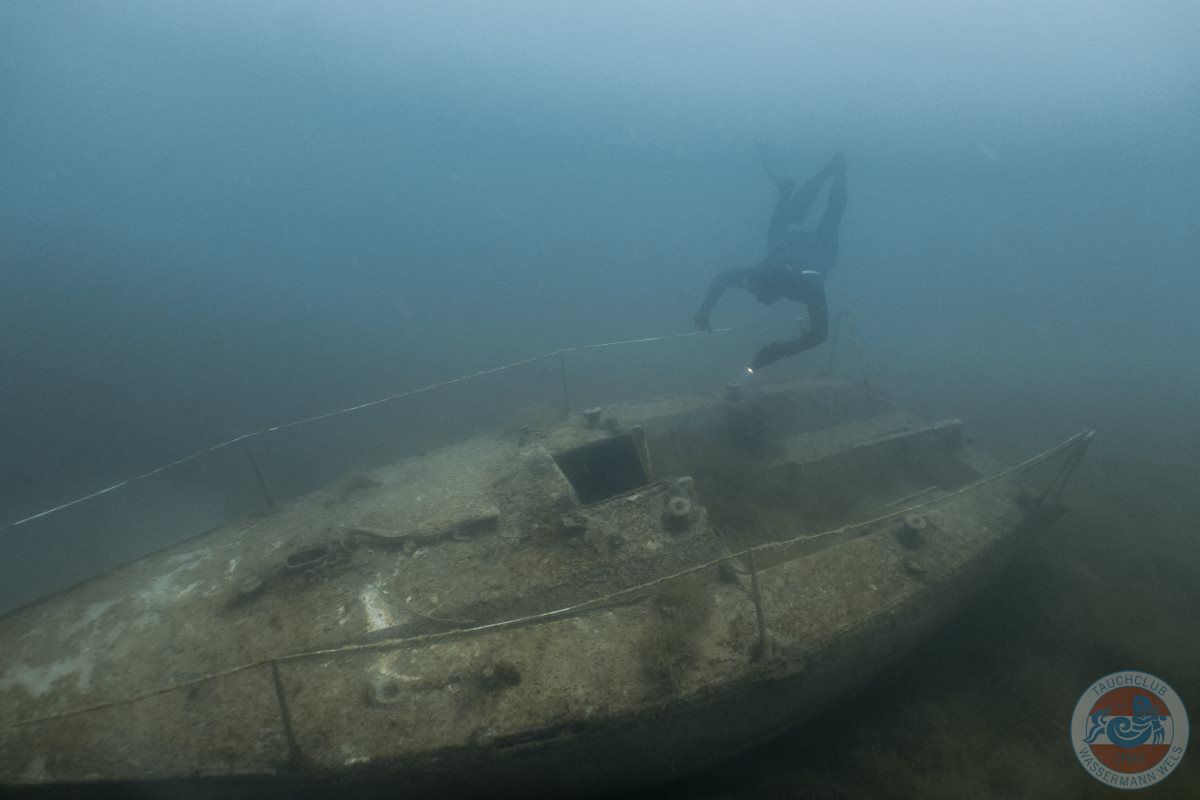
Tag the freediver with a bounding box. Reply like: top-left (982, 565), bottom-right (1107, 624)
top-left (694, 148), bottom-right (847, 371)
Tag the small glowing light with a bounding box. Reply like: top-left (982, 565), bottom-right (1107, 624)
top-left (746, 367), bottom-right (754, 375)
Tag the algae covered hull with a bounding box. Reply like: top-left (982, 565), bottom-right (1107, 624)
top-left (0, 377), bottom-right (1086, 795)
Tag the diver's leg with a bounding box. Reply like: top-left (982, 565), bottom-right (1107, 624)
top-left (784, 153), bottom-right (843, 229)
top-left (813, 155), bottom-right (847, 275)
top-left (760, 141), bottom-right (797, 251)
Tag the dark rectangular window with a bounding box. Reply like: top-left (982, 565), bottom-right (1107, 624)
top-left (554, 434), bottom-right (649, 505)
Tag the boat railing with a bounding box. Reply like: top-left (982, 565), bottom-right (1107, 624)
top-left (1, 316), bottom-right (817, 534)
top-left (3, 312), bottom-right (895, 535)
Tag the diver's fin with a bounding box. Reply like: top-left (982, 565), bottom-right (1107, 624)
top-left (753, 138), bottom-right (793, 193)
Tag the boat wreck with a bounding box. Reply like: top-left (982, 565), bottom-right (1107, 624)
top-left (0, 376), bottom-right (1091, 796)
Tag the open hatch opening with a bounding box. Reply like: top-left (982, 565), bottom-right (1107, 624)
top-left (554, 432), bottom-right (649, 505)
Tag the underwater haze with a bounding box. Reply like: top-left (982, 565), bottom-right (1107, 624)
top-left (2, 1), bottom-right (1199, 796)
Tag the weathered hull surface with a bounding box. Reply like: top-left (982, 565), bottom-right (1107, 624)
top-left (0, 377), bottom-right (1062, 796)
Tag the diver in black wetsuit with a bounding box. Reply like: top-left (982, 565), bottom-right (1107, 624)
top-left (694, 150), bottom-right (847, 370)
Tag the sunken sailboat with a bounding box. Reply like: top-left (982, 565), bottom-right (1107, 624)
top-left (0, 375), bottom-right (1091, 795)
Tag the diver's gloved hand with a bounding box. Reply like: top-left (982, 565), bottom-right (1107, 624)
top-left (750, 340), bottom-right (793, 370)
top-left (694, 313), bottom-right (712, 333)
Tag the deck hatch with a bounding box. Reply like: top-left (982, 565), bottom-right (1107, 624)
top-left (554, 433), bottom-right (649, 504)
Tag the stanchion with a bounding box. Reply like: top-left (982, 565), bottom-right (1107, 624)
top-left (845, 310), bottom-right (876, 395)
top-left (559, 348), bottom-right (571, 418)
top-left (242, 437), bottom-right (277, 512)
top-left (823, 309), bottom-right (848, 377)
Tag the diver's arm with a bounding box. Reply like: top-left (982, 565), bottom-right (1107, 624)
top-left (749, 285), bottom-right (829, 368)
top-left (694, 268), bottom-right (751, 331)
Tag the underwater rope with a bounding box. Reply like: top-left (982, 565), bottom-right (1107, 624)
top-left (2, 428), bottom-right (1093, 731)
